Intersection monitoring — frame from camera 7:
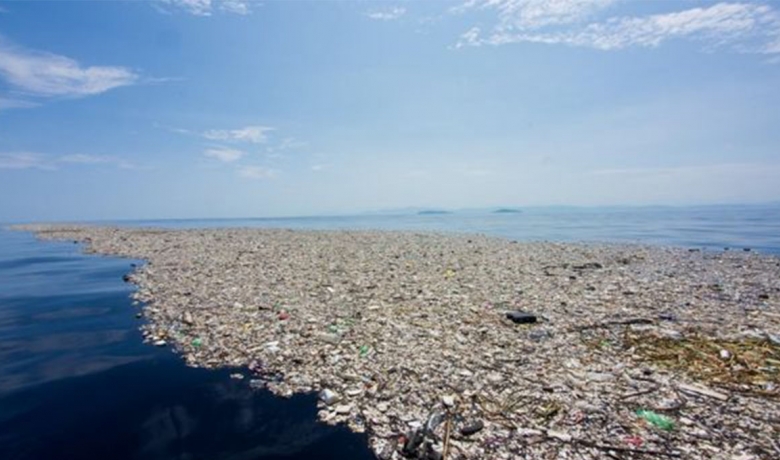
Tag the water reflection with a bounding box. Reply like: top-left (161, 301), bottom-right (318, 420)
top-left (0, 360), bottom-right (374, 460)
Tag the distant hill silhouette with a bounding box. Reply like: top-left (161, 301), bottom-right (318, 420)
top-left (493, 208), bottom-right (522, 214)
top-left (417, 210), bottom-right (452, 215)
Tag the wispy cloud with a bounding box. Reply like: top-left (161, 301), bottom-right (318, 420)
top-left (203, 147), bottom-right (245, 162)
top-left (0, 152), bottom-right (137, 170)
top-left (220, 0), bottom-right (252, 15)
top-left (238, 165), bottom-right (276, 179)
top-left (0, 152), bottom-right (52, 170)
top-left (367, 7), bottom-right (407, 21)
top-left (202, 125), bottom-right (274, 144)
top-left (588, 162), bottom-right (780, 177)
top-left (156, 0), bottom-right (254, 16)
top-left (278, 137), bottom-right (308, 150)
top-left (0, 39), bottom-right (139, 98)
top-left (454, 0), bottom-right (615, 29)
top-left (264, 137), bottom-right (308, 158)
top-left (455, 1), bottom-right (780, 56)
top-left (0, 97), bottom-right (39, 110)
top-left (59, 154), bottom-right (136, 169)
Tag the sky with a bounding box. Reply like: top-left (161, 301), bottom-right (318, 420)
top-left (1, 0), bottom-right (780, 221)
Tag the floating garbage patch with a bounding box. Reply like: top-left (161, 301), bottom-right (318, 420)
top-left (17, 225), bottom-right (780, 459)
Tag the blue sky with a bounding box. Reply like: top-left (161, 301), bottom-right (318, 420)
top-left (1, 0), bottom-right (780, 221)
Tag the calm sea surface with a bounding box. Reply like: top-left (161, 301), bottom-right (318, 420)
top-left (1, 205), bottom-right (780, 459)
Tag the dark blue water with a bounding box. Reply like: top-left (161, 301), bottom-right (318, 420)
top-left (0, 230), bottom-right (374, 460)
top-left (2, 205), bottom-right (780, 460)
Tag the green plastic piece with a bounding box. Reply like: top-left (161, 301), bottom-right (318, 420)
top-left (359, 345), bottom-right (369, 357)
top-left (636, 409), bottom-right (675, 431)
top-left (191, 338), bottom-right (203, 348)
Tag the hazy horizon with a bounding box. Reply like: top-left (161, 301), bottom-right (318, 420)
top-left (3, 1), bottom-right (780, 221)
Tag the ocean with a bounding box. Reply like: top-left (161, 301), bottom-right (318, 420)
top-left (1, 205), bottom-right (779, 459)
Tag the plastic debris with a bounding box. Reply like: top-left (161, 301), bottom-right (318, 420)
top-left (319, 388), bottom-right (340, 405)
top-left (636, 409), bottom-right (675, 431)
top-left (506, 311), bottom-right (537, 324)
top-left (460, 420), bottom-right (484, 437)
top-left (19, 224), bottom-right (780, 460)
top-left (625, 435), bottom-right (643, 447)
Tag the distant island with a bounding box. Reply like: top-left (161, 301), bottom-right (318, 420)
top-left (417, 210), bottom-right (452, 215)
top-left (493, 208), bottom-right (522, 214)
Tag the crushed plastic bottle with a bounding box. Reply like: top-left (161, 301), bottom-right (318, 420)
top-left (636, 409), bottom-right (675, 431)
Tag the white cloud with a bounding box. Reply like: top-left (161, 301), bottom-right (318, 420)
top-left (367, 7), bottom-right (407, 21)
top-left (202, 125), bottom-right (273, 143)
top-left (0, 97), bottom-right (38, 110)
top-left (0, 40), bottom-right (139, 98)
top-left (59, 154), bottom-right (136, 169)
top-left (0, 152), bottom-right (137, 170)
top-left (156, 0), bottom-right (253, 16)
top-left (220, 0), bottom-right (252, 15)
top-left (238, 165), bottom-right (276, 179)
top-left (311, 164), bottom-right (327, 171)
top-left (0, 152), bottom-right (52, 170)
top-left (456, 27), bottom-right (482, 48)
top-left (456, 0), bottom-right (615, 29)
top-left (455, 2), bottom-right (780, 55)
top-left (203, 147), bottom-right (245, 162)
top-left (59, 154), bottom-right (113, 164)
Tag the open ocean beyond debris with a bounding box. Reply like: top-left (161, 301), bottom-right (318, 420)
top-left (1, 205), bottom-right (780, 460)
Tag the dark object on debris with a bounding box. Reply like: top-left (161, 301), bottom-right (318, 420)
top-left (573, 262), bottom-right (603, 270)
top-left (688, 248), bottom-right (700, 252)
top-left (421, 442), bottom-right (442, 460)
top-left (743, 247), bottom-right (751, 252)
top-left (122, 274), bottom-right (131, 282)
top-left (506, 311), bottom-right (537, 324)
top-left (425, 411), bottom-right (445, 435)
top-left (460, 420), bottom-right (484, 436)
top-left (758, 293), bottom-right (769, 300)
top-left (572, 317), bottom-right (653, 332)
top-left (401, 429), bottom-right (425, 457)
top-left (658, 313), bottom-right (677, 322)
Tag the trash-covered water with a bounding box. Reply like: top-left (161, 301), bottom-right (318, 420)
top-left (1, 204), bottom-right (779, 459)
top-left (115, 204), bottom-right (780, 254)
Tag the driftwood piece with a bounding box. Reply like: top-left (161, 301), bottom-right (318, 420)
top-left (677, 382), bottom-right (729, 401)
